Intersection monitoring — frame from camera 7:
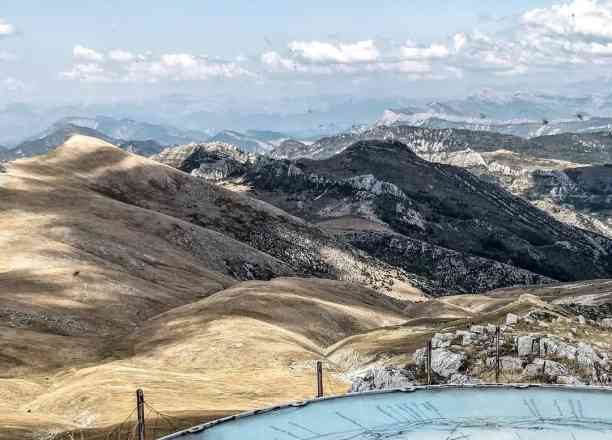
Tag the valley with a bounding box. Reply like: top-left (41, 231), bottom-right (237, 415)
top-left (2, 103), bottom-right (612, 439)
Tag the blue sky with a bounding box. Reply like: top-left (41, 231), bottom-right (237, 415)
top-left (1, 0), bottom-right (611, 105)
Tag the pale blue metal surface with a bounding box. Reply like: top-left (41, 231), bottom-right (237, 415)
top-left (159, 385), bottom-right (612, 439)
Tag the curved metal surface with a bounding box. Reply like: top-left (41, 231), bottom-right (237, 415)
top-left (159, 384), bottom-right (612, 439)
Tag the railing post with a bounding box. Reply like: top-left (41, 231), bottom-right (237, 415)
top-left (137, 388), bottom-right (146, 440)
top-left (495, 326), bottom-right (500, 383)
top-left (426, 340), bottom-right (433, 385)
top-left (316, 361), bottom-right (324, 398)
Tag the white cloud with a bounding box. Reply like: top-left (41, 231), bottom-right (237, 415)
top-left (73, 45), bottom-right (105, 62)
top-left (64, 48), bottom-right (254, 83)
top-left (61, 2), bottom-right (612, 88)
top-left (0, 50), bottom-right (16, 61)
top-left (0, 18), bottom-right (16, 37)
top-left (261, 51), bottom-right (301, 72)
top-left (265, 1), bottom-right (612, 82)
top-left (262, 39), bottom-right (438, 79)
top-left (288, 40), bottom-right (380, 64)
top-left (453, 33), bottom-right (467, 52)
top-left (523, 0), bottom-right (612, 41)
top-left (515, 0), bottom-right (612, 67)
top-left (61, 63), bottom-right (111, 83)
top-left (1, 76), bottom-right (26, 92)
top-left (261, 49), bottom-right (433, 77)
top-left (401, 42), bottom-right (450, 60)
top-left (108, 49), bottom-right (137, 63)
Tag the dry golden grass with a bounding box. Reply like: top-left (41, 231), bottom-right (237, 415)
top-left (3, 136), bottom-right (610, 439)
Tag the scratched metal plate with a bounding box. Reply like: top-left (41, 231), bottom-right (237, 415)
top-left (159, 385), bottom-right (612, 439)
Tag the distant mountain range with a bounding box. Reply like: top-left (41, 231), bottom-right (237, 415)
top-left (377, 90), bottom-right (612, 138)
top-left (34, 116), bottom-right (211, 145)
top-left (0, 96), bottom-right (394, 145)
top-left (3, 90), bottom-right (612, 146)
top-left (208, 129), bottom-right (288, 153)
top-left (379, 110), bottom-right (612, 138)
top-left (380, 90), bottom-right (612, 124)
top-left (272, 125), bottom-right (612, 165)
top-left (0, 123), bottom-right (167, 162)
top-left (0, 118), bottom-right (294, 161)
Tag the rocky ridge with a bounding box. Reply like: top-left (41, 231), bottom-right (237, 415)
top-left (271, 125), bottom-right (612, 165)
top-left (271, 125), bottom-right (612, 240)
top-left (468, 151), bottom-right (612, 238)
top-left (351, 309), bottom-right (612, 391)
top-left (245, 141), bottom-right (612, 285)
top-left (157, 139), bottom-right (612, 292)
top-left (152, 142), bottom-right (256, 181)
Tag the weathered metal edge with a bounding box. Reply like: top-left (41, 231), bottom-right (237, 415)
top-left (157, 383), bottom-right (612, 439)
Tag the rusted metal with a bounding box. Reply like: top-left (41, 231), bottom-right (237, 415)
top-left (316, 361), bottom-right (323, 398)
top-left (137, 388), bottom-right (146, 440)
top-left (427, 339), bottom-right (433, 385)
top-left (495, 326), bottom-right (500, 383)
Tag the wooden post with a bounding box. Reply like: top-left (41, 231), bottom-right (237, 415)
top-left (426, 340), bottom-right (433, 385)
top-left (137, 389), bottom-right (146, 440)
top-left (495, 326), bottom-right (500, 383)
top-left (316, 361), bottom-right (324, 398)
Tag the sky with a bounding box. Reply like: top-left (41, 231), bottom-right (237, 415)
top-left (1, 0), bottom-right (612, 106)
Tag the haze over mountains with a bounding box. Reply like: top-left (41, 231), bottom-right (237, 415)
top-left (2, 89), bottom-right (612, 147)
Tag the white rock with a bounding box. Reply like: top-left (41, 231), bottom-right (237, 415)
top-left (524, 359), bottom-right (569, 379)
top-left (600, 318), bottom-right (612, 328)
top-left (577, 342), bottom-right (600, 369)
top-left (470, 325), bottom-right (487, 335)
top-left (449, 373), bottom-right (482, 385)
top-left (456, 330), bottom-right (475, 346)
top-left (577, 315), bottom-right (586, 325)
top-left (557, 375), bottom-right (584, 385)
top-left (431, 333), bottom-right (456, 349)
top-left (431, 349), bottom-right (466, 378)
top-left (413, 348), bottom-right (427, 367)
top-left (517, 336), bottom-right (540, 357)
top-left (506, 313), bottom-right (519, 326)
top-left (540, 337), bottom-right (576, 361)
top-left (501, 356), bottom-right (524, 371)
top-left (486, 356), bottom-right (523, 371)
top-left (350, 367), bottom-right (415, 393)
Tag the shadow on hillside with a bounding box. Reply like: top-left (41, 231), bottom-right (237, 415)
top-left (0, 268), bottom-right (66, 295)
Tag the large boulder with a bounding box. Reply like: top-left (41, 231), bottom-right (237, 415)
top-left (487, 356), bottom-right (524, 371)
top-left (517, 335), bottom-right (540, 357)
top-left (576, 342), bottom-right (599, 369)
top-left (349, 367), bottom-right (416, 393)
top-left (431, 349), bottom-right (466, 378)
top-left (456, 330), bottom-right (476, 346)
top-left (413, 348), bottom-right (427, 367)
top-left (540, 337), bottom-right (577, 360)
top-left (506, 313), bottom-right (519, 326)
top-left (600, 318), bottom-right (612, 328)
top-left (431, 332), bottom-right (457, 349)
top-left (524, 359), bottom-right (569, 380)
